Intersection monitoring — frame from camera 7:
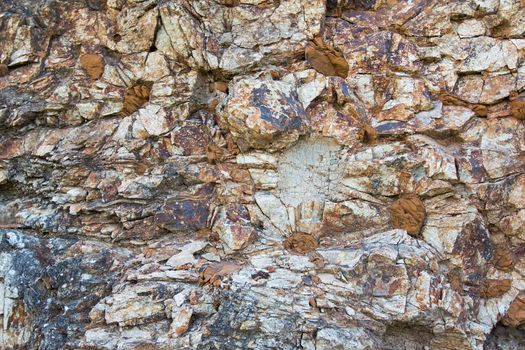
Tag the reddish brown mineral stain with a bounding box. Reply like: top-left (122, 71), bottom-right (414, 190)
top-left (79, 53), bottom-right (104, 80)
top-left (122, 84), bottom-right (150, 116)
top-left (131, 343), bottom-right (155, 350)
top-left (363, 124), bottom-right (378, 144)
top-left (439, 91), bottom-right (488, 117)
top-left (0, 64), bottom-right (9, 77)
top-left (219, 0), bottom-right (239, 7)
top-left (389, 194), bottom-right (426, 236)
top-left (503, 292), bottom-right (525, 327)
top-left (211, 81), bottom-right (229, 93)
top-left (175, 325), bottom-right (190, 336)
top-left (510, 92), bottom-right (525, 120)
top-left (199, 262), bottom-right (240, 287)
top-left (7, 301), bottom-right (26, 328)
top-left (447, 269), bottom-right (463, 293)
top-left (310, 253), bottom-right (326, 268)
top-left (284, 233), bottom-right (319, 254)
top-left (309, 297), bottom-right (317, 308)
top-left (480, 279), bottom-right (511, 298)
top-left (492, 245), bottom-right (515, 271)
top-left (305, 38), bottom-right (349, 78)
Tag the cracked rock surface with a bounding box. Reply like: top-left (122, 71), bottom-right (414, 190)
top-left (1, 0), bottom-right (525, 349)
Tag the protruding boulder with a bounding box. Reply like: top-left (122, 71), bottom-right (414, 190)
top-left (221, 78), bottom-right (306, 151)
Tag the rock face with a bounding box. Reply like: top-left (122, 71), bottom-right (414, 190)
top-left (1, 1), bottom-right (525, 349)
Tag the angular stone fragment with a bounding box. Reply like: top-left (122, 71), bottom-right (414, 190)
top-left (254, 192), bottom-right (290, 233)
top-left (154, 200), bottom-right (210, 232)
top-left (170, 305), bottom-right (193, 337)
top-left (112, 5), bottom-right (158, 54)
top-left (166, 241), bottom-right (208, 268)
top-left (305, 38), bottom-right (349, 78)
top-left (214, 204), bottom-right (257, 251)
top-left (389, 194), bottom-right (426, 236)
top-left (503, 292), bottom-right (525, 327)
top-left (104, 289), bottom-right (165, 326)
top-left (80, 53), bottom-right (105, 80)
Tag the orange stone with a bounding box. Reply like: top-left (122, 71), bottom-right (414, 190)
top-left (79, 53), bottom-right (104, 80)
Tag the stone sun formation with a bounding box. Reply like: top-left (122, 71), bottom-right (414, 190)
top-left (1, 0), bottom-right (525, 349)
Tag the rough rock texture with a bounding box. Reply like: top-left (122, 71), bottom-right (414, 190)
top-left (1, 1), bottom-right (525, 349)
top-left (389, 195), bottom-right (426, 236)
top-left (305, 38), bottom-right (349, 78)
top-left (80, 54), bottom-right (105, 80)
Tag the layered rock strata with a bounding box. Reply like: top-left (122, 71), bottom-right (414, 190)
top-left (1, 0), bottom-right (525, 349)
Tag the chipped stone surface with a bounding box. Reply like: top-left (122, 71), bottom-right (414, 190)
top-left (1, 1), bottom-right (525, 349)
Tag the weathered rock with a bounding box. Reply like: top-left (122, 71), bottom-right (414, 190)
top-left (389, 195), bottom-right (426, 236)
top-left (305, 37), bottom-right (349, 78)
top-left (214, 204), bottom-right (257, 251)
top-left (502, 292), bottom-right (525, 327)
top-left (2, 1), bottom-right (525, 349)
top-left (510, 92), bottom-right (525, 119)
top-left (480, 279), bottom-right (512, 299)
top-left (170, 305), bottom-right (193, 337)
top-left (283, 233), bottom-right (319, 254)
top-left (221, 77), bottom-right (306, 151)
top-left (199, 262), bottom-right (241, 287)
top-left (122, 84), bottom-right (150, 116)
top-left (0, 63), bottom-right (9, 77)
top-left (80, 53), bottom-right (105, 80)
top-left (154, 200), bottom-right (210, 232)
top-left (492, 245), bottom-right (516, 271)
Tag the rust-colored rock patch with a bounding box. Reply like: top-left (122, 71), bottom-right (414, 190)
top-left (389, 194), bottom-right (426, 236)
top-left (510, 92), bottom-right (525, 120)
top-left (447, 269), bottom-right (463, 293)
top-left (122, 84), bottom-right (150, 116)
top-left (492, 245), bottom-right (515, 271)
top-left (199, 262), bottom-right (240, 287)
top-left (305, 38), bottom-right (349, 78)
top-left (284, 233), bottom-right (319, 254)
top-left (503, 292), bottom-right (525, 327)
top-left (363, 124), bottom-right (378, 144)
top-left (79, 53), bottom-right (105, 80)
top-left (480, 279), bottom-right (511, 298)
top-left (0, 64), bottom-right (9, 77)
